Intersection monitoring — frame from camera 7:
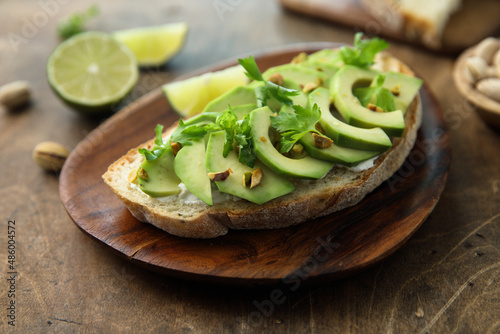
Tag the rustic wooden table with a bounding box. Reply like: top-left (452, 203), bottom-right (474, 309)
top-left (1, 0), bottom-right (499, 333)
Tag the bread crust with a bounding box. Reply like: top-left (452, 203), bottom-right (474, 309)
top-left (102, 53), bottom-right (423, 238)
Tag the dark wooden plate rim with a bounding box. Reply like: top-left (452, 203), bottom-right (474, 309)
top-left (60, 43), bottom-right (451, 286)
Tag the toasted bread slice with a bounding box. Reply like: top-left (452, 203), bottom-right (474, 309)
top-left (361, 0), bottom-right (462, 48)
top-left (103, 53), bottom-right (422, 238)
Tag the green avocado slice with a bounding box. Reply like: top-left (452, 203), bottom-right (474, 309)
top-left (138, 147), bottom-right (181, 197)
top-left (206, 131), bottom-right (295, 204)
top-left (202, 86), bottom-right (256, 113)
top-left (263, 64), bottom-right (328, 87)
top-left (299, 133), bottom-right (379, 166)
top-left (330, 65), bottom-right (405, 137)
top-left (250, 107), bottom-right (334, 179)
top-left (174, 139), bottom-right (212, 205)
top-left (378, 72), bottom-right (422, 113)
top-left (308, 87), bottom-right (392, 152)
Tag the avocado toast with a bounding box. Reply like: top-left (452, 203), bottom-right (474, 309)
top-left (103, 35), bottom-right (423, 238)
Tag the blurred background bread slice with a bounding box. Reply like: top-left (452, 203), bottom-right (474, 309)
top-left (361, 0), bottom-right (462, 48)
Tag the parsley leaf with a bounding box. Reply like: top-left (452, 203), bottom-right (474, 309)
top-left (138, 124), bottom-right (168, 161)
top-left (234, 114), bottom-right (256, 167)
top-left (238, 56), bottom-right (264, 81)
top-left (340, 32), bottom-right (389, 68)
top-left (265, 81), bottom-right (299, 106)
top-left (170, 119), bottom-right (211, 147)
top-left (271, 104), bottom-right (322, 153)
top-left (57, 5), bottom-right (99, 39)
top-left (238, 56), bottom-right (299, 107)
top-left (353, 74), bottom-right (395, 112)
top-left (215, 108), bottom-right (238, 157)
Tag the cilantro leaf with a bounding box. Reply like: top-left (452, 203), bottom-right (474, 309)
top-left (239, 55), bottom-right (299, 108)
top-left (271, 104), bottom-right (322, 153)
top-left (265, 81), bottom-right (299, 106)
top-left (170, 119), bottom-right (211, 147)
top-left (234, 114), bottom-right (256, 167)
top-left (340, 32), bottom-right (389, 68)
top-left (138, 124), bottom-right (168, 161)
top-left (215, 108), bottom-right (238, 157)
top-left (57, 5), bottom-right (99, 39)
top-left (238, 56), bottom-right (264, 82)
top-left (353, 74), bottom-right (395, 112)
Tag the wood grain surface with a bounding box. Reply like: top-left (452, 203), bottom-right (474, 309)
top-left (279, 0), bottom-right (500, 53)
top-left (60, 44), bottom-right (450, 285)
top-left (1, 0), bottom-right (499, 333)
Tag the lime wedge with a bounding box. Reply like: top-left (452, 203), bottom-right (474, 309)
top-left (113, 23), bottom-right (188, 67)
top-left (162, 65), bottom-right (248, 118)
top-left (47, 31), bottom-right (138, 115)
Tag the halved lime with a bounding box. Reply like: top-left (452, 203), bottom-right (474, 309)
top-left (113, 23), bottom-right (188, 67)
top-left (47, 31), bottom-right (138, 115)
top-left (162, 65), bottom-right (248, 118)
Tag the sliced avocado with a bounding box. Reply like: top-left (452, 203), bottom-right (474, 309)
top-left (299, 61), bottom-right (338, 78)
top-left (138, 147), bottom-right (181, 197)
top-left (174, 139), bottom-right (212, 205)
top-left (202, 86), bottom-right (256, 113)
top-left (330, 65), bottom-right (405, 137)
top-left (231, 103), bottom-right (258, 119)
top-left (182, 111), bottom-right (221, 126)
top-left (300, 133), bottom-right (378, 166)
top-left (263, 64), bottom-right (328, 87)
top-left (183, 103), bottom-right (257, 126)
top-left (301, 49), bottom-right (343, 78)
top-left (308, 87), bottom-right (392, 152)
top-left (205, 131), bottom-right (295, 204)
top-left (250, 107), bottom-right (334, 179)
top-left (379, 72), bottom-right (422, 113)
top-left (306, 49), bottom-right (343, 66)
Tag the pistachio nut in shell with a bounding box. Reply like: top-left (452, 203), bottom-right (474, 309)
top-left (33, 141), bottom-right (69, 172)
top-left (0, 80), bottom-right (31, 109)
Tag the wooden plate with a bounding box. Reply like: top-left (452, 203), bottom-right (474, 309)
top-left (59, 43), bottom-right (451, 285)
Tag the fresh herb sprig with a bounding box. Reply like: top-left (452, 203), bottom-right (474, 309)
top-left (57, 5), bottom-right (99, 39)
top-left (138, 124), bottom-right (169, 161)
top-left (215, 107), bottom-right (256, 167)
top-left (238, 56), bottom-right (299, 107)
top-left (215, 108), bottom-right (239, 158)
top-left (138, 121), bottom-right (213, 161)
top-left (234, 114), bottom-right (255, 167)
top-left (271, 104), bottom-right (322, 153)
top-left (340, 32), bottom-right (389, 68)
top-left (170, 119), bottom-right (214, 147)
top-left (353, 74), bottom-right (395, 112)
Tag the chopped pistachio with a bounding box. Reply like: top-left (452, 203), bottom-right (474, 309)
top-left (302, 82), bottom-right (319, 93)
top-left (128, 169), bottom-right (138, 183)
top-left (170, 141), bottom-right (181, 156)
top-left (391, 85), bottom-right (401, 96)
top-left (313, 133), bottom-right (333, 149)
top-left (208, 168), bottom-right (232, 181)
top-left (242, 172), bottom-right (252, 187)
top-left (315, 122), bottom-right (325, 134)
top-left (250, 168), bottom-right (263, 188)
top-left (292, 143), bottom-right (304, 154)
top-left (137, 167), bottom-right (148, 181)
top-left (268, 73), bottom-right (284, 86)
top-left (367, 103), bottom-right (385, 113)
top-left (291, 52), bottom-right (308, 64)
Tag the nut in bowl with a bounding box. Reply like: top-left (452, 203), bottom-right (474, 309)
top-left (453, 37), bottom-right (500, 129)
